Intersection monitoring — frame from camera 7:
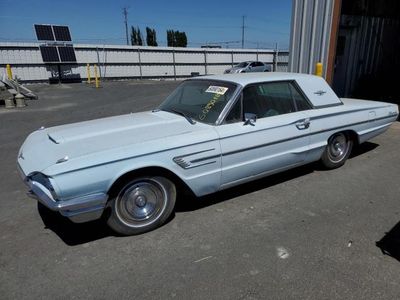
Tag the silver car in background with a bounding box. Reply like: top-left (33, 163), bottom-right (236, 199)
top-left (224, 61), bottom-right (270, 74)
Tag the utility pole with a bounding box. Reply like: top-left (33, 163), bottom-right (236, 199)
top-left (123, 7), bottom-right (129, 45)
top-left (241, 15), bottom-right (245, 49)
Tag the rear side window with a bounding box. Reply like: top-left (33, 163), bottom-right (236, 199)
top-left (289, 83), bottom-right (312, 111)
top-left (225, 81), bottom-right (312, 123)
top-left (243, 82), bottom-right (296, 118)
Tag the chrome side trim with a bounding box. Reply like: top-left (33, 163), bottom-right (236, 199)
top-left (57, 111), bottom-right (397, 176)
top-left (173, 148), bottom-right (217, 169)
top-left (220, 114), bottom-right (397, 157)
top-left (174, 148), bottom-right (215, 159)
top-left (58, 138), bottom-right (219, 176)
top-left (173, 157), bottom-right (192, 169)
top-left (310, 105), bottom-right (392, 120)
top-left (313, 103), bottom-right (344, 108)
top-left (56, 156), bottom-right (69, 164)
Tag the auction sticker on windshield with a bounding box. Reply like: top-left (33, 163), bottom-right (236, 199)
top-left (205, 86), bottom-right (228, 95)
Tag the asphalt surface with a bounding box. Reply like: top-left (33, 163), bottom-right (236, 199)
top-left (1, 80), bottom-right (400, 300)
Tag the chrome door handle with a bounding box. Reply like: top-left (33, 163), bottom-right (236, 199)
top-left (295, 118), bottom-right (310, 130)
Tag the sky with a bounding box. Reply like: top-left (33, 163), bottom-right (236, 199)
top-left (0, 0), bottom-right (292, 49)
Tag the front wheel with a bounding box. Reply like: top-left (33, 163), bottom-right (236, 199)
top-left (321, 132), bottom-right (353, 169)
top-left (107, 176), bottom-right (176, 235)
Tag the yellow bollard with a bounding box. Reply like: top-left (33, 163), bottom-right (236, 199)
top-left (94, 64), bottom-right (100, 88)
top-left (315, 62), bottom-right (323, 77)
top-left (86, 64), bottom-right (91, 84)
top-left (6, 64), bottom-right (13, 80)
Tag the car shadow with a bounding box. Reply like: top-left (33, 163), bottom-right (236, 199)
top-left (37, 203), bottom-right (115, 246)
top-left (350, 141), bottom-right (379, 158)
top-left (175, 163), bottom-right (316, 212)
top-left (38, 141), bottom-right (379, 245)
top-left (175, 141), bottom-right (379, 212)
top-left (376, 221), bottom-right (400, 262)
top-left (311, 141), bottom-right (379, 172)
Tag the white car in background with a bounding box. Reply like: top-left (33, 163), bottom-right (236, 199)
top-left (224, 61), bottom-right (271, 73)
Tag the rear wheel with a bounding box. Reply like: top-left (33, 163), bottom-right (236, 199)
top-left (107, 176), bottom-right (176, 235)
top-left (321, 132), bottom-right (353, 169)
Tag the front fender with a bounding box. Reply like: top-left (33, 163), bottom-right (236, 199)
top-left (48, 139), bottom-right (222, 200)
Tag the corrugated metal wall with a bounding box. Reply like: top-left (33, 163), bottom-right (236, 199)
top-left (333, 15), bottom-right (400, 97)
top-left (288, 0), bottom-right (335, 76)
top-left (0, 43), bottom-right (289, 82)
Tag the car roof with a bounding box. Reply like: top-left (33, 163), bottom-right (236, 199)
top-left (197, 72), bottom-right (318, 87)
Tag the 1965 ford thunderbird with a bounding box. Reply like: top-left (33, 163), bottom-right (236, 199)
top-left (17, 73), bottom-right (398, 235)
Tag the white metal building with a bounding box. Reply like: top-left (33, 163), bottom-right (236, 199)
top-left (289, 0), bottom-right (400, 103)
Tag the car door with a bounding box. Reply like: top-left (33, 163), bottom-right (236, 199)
top-left (254, 62), bottom-right (264, 72)
top-left (248, 62), bottom-right (257, 72)
top-left (215, 81), bottom-right (312, 188)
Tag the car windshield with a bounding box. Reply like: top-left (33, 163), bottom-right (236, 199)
top-left (236, 62), bottom-right (249, 68)
top-left (159, 80), bottom-right (237, 124)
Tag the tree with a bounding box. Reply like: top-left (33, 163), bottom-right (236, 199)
top-left (176, 31), bottom-right (187, 47)
top-left (167, 29), bottom-right (174, 47)
top-left (166, 30), bottom-right (188, 47)
top-left (137, 27), bottom-right (143, 46)
top-left (152, 29), bottom-right (158, 46)
top-left (131, 26), bottom-right (143, 46)
top-left (130, 26), bottom-right (138, 45)
top-left (146, 27), bottom-right (158, 46)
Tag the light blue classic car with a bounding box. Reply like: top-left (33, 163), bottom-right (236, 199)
top-left (17, 73), bottom-right (399, 235)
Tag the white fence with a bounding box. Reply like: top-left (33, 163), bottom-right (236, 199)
top-left (0, 42), bottom-right (289, 82)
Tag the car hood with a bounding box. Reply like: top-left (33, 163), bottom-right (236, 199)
top-left (18, 111), bottom-right (215, 176)
top-left (45, 111), bottom-right (185, 144)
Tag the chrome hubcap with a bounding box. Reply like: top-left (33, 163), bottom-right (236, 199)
top-left (328, 133), bottom-right (348, 162)
top-left (135, 196), bottom-right (147, 207)
top-left (116, 179), bottom-right (167, 228)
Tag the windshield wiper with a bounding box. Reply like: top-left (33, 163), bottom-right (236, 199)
top-left (164, 108), bottom-right (196, 125)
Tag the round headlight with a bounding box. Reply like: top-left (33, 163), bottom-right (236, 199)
top-left (29, 173), bottom-right (58, 200)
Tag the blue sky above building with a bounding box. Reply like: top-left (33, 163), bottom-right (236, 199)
top-left (0, 0), bottom-right (292, 49)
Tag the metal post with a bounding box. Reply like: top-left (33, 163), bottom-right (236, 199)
top-left (57, 65), bottom-right (62, 83)
top-left (123, 7), bottom-right (129, 46)
top-left (231, 51), bottom-right (234, 67)
top-left (204, 49), bottom-right (208, 75)
top-left (15, 92), bottom-right (26, 108)
top-left (102, 45), bottom-right (107, 78)
top-left (172, 49), bottom-right (176, 81)
top-left (138, 48), bottom-right (142, 79)
top-left (96, 47), bottom-right (102, 78)
top-left (94, 64), bottom-right (100, 88)
top-left (86, 64), bottom-right (91, 84)
top-left (274, 43), bottom-right (279, 72)
top-left (5, 97), bottom-right (15, 109)
top-left (15, 78), bottom-right (26, 107)
top-left (315, 62), bottom-right (323, 76)
top-left (241, 15), bottom-right (245, 49)
top-left (6, 64), bottom-right (13, 80)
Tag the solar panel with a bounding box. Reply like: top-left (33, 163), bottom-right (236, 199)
top-left (39, 46), bottom-right (59, 62)
top-left (58, 46), bottom-right (77, 62)
top-left (34, 24), bottom-right (55, 41)
top-left (53, 25), bottom-right (72, 42)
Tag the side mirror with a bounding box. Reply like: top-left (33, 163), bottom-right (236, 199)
top-left (244, 113), bottom-right (257, 126)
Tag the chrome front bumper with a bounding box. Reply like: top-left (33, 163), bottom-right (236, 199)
top-left (20, 169), bottom-right (108, 223)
